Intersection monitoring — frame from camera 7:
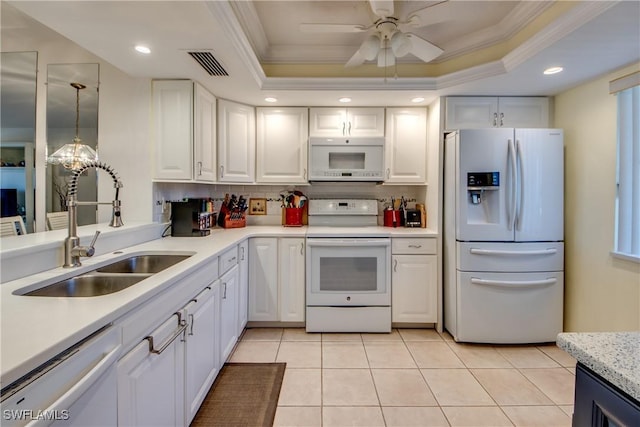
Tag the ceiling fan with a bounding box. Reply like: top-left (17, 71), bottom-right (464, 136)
top-left (300, 0), bottom-right (451, 68)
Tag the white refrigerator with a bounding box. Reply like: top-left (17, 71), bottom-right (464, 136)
top-left (444, 128), bottom-right (564, 343)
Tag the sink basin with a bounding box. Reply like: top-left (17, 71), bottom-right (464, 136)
top-left (23, 274), bottom-right (147, 297)
top-left (95, 254), bottom-right (191, 274)
top-left (19, 253), bottom-right (193, 297)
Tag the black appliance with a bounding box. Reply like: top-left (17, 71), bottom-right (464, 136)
top-left (1, 189), bottom-right (18, 217)
top-left (170, 199), bottom-right (215, 237)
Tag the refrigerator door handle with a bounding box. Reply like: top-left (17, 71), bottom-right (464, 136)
top-left (469, 248), bottom-right (558, 256)
top-left (471, 277), bottom-right (557, 288)
top-left (515, 140), bottom-right (524, 230)
top-left (507, 139), bottom-right (517, 231)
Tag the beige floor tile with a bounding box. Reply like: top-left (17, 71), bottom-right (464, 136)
top-left (274, 406), bottom-right (321, 427)
top-left (241, 327), bottom-right (283, 341)
top-left (501, 405), bottom-right (571, 426)
top-left (322, 369), bottom-right (379, 406)
top-left (282, 328), bottom-right (322, 341)
top-left (520, 368), bottom-right (576, 405)
top-left (420, 369), bottom-right (495, 406)
top-left (278, 369), bottom-right (322, 406)
top-left (383, 407), bottom-right (450, 427)
top-left (407, 341), bottom-right (466, 368)
top-left (495, 346), bottom-right (561, 368)
top-left (229, 341), bottom-right (279, 363)
top-left (471, 369), bottom-right (554, 406)
top-left (537, 345), bottom-right (577, 368)
top-left (364, 341), bottom-right (417, 368)
top-left (448, 343), bottom-right (513, 368)
top-left (322, 342), bottom-right (369, 368)
top-left (399, 328), bottom-right (444, 341)
top-left (442, 406), bottom-right (514, 427)
top-left (322, 333), bottom-right (362, 341)
top-left (276, 341), bottom-right (322, 368)
top-left (361, 329), bottom-right (402, 341)
top-left (371, 369), bottom-right (437, 406)
top-left (322, 406), bottom-right (385, 427)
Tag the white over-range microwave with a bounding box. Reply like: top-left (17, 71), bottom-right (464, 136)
top-left (308, 137), bottom-right (385, 181)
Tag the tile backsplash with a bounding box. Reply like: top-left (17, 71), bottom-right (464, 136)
top-left (153, 182), bottom-right (427, 226)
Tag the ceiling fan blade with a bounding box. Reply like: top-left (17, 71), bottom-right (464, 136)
top-left (406, 34), bottom-right (444, 63)
top-left (345, 50), bottom-right (366, 68)
top-left (368, 0), bottom-right (394, 18)
top-left (299, 23), bottom-right (367, 33)
top-left (404, 1), bottom-right (452, 28)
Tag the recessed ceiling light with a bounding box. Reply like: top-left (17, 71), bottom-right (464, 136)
top-left (135, 45), bottom-right (151, 54)
top-left (412, 97), bottom-right (425, 103)
top-left (339, 97), bottom-right (351, 103)
top-left (265, 97), bottom-right (278, 103)
top-left (544, 66), bottom-right (563, 75)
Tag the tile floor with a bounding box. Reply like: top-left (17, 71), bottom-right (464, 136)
top-left (229, 328), bottom-right (577, 427)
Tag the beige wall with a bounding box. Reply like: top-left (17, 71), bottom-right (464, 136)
top-left (555, 62), bottom-right (640, 332)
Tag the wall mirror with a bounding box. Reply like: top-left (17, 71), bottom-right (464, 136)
top-left (0, 51), bottom-right (37, 233)
top-left (46, 63), bottom-right (99, 228)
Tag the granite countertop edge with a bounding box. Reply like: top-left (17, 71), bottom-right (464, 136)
top-left (557, 332), bottom-right (640, 401)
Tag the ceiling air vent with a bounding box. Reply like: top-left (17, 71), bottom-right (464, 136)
top-left (188, 51), bottom-right (228, 76)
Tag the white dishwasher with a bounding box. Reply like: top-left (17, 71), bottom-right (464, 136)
top-left (0, 326), bottom-right (121, 427)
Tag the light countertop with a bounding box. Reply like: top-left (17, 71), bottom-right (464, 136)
top-left (0, 225), bottom-right (437, 387)
top-left (557, 332), bottom-right (640, 401)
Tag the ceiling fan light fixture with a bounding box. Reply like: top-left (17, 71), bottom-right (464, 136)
top-left (359, 35), bottom-right (381, 61)
top-left (377, 47), bottom-right (395, 67)
top-left (390, 31), bottom-right (411, 57)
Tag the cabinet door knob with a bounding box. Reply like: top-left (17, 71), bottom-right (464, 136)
top-left (342, 122), bottom-right (346, 136)
top-left (393, 259), bottom-right (398, 272)
top-left (500, 112), bottom-right (504, 127)
top-left (240, 246), bottom-right (245, 260)
top-left (303, 168), bottom-right (307, 180)
top-left (300, 242), bottom-right (304, 255)
top-left (493, 112), bottom-right (498, 127)
top-left (220, 165), bottom-right (224, 178)
top-left (348, 121), bottom-right (352, 135)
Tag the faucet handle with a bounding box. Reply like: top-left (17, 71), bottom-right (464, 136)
top-left (85, 231), bottom-right (101, 257)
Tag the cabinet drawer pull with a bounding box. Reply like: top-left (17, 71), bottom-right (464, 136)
top-left (408, 244), bottom-right (422, 248)
top-left (220, 165), bottom-right (224, 178)
top-left (342, 122), bottom-right (346, 136)
top-left (240, 246), bottom-right (245, 260)
top-left (198, 161), bottom-right (203, 176)
top-left (303, 168), bottom-right (307, 180)
top-left (300, 242), bottom-right (304, 255)
top-left (500, 112), bottom-right (504, 127)
top-left (393, 259), bottom-right (398, 272)
top-left (493, 112), bottom-right (498, 127)
top-left (188, 314), bottom-right (195, 336)
top-left (146, 315), bottom-right (187, 355)
top-left (223, 282), bottom-right (227, 299)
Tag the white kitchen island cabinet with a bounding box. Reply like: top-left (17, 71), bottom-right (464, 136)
top-left (117, 313), bottom-right (186, 427)
top-left (184, 283), bottom-right (220, 425)
top-left (219, 264), bottom-right (239, 362)
top-left (385, 107), bottom-right (428, 184)
top-left (256, 107), bottom-right (308, 183)
top-left (217, 99), bottom-right (255, 183)
top-left (309, 107), bottom-right (385, 137)
top-left (248, 237), bottom-right (305, 323)
top-left (391, 238), bottom-right (438, 323)
top-left (152, 80), bottom-right (216, 182)
top-left (445, 97), bottom-right (550, 130)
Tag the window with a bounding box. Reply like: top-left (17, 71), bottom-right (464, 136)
top-left (613, 73), bottom-right (640, 262)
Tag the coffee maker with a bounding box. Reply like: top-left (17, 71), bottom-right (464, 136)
top-left (170, 199), bottom-right (215, 237)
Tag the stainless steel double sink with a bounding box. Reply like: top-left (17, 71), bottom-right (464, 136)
top-left (18, 254), bottom-right (192, 297)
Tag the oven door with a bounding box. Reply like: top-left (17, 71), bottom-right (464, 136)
top-left (306, 238), bottom-right (391, 306)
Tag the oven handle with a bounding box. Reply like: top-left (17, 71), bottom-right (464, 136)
top-left (306, 238), bottom-right (390, 247)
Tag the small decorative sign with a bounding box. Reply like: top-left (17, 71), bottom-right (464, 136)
top-left (249, 198), bottom-right (267, 215)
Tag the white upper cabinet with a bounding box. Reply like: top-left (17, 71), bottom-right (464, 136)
top-left (445, 97), bottom-right (550, 129)
top-left (309, 107), bottom-right (384, 137)
top-left (193, 84), bottom-right (217, 182)
top-left (256, 107), bottom-right (308, 183)
top-left (152, 80), bottom-right (216, 182)
top-left (217, 99), bottom-right (256, 183)
top-left (385, 108), bottom-right (427, 184)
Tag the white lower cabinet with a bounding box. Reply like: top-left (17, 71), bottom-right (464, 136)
top-left (219, 264), bottom-right (239, 362)
top-left (391, 238), bottom-right (438, 323)
top-left (117, 313), bottom-right (186, 427)
top-left (184, 283), bottom-right (220, 425)
top-left (248, 238), bottom-right (279, 321)
top-left (278, 238), bottom-right (306, 322)
top-left (248, 237), bottom-right (305, 322)
top-left (237, 240), bottom-right (249, 335)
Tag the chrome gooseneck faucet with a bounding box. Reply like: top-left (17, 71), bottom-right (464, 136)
top-left (64, 161), bottom-right (123, 268)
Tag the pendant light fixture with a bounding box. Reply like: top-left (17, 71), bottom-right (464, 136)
top-left (47, 82), bottom-right (98, 169)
